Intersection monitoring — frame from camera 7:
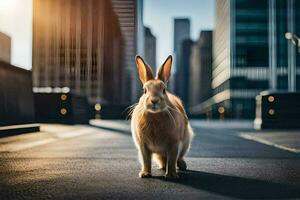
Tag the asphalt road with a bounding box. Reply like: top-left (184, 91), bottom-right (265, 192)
top-left (0, 120), bottom-right (300, 200)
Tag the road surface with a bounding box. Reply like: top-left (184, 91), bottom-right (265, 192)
top-left (0, 120), bottom-right (299, 199)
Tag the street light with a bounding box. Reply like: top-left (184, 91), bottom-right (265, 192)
top-left (285, 32), bottom-right (298, 92)
top-left (285, 32), bottom-right (300, 53)
top-left (94, 103), bottom-right (101, 112)
top-left (94, 103), bottom-right (101, 119)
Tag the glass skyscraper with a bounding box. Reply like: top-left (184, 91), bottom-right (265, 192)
top-left (172, 18), bottom-right (190, 92)
top-left (209, 0), bottom-right (300, 118)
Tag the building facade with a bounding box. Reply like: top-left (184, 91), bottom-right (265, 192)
top-left (144, 26), bottom-right (156, 71)
top-left (172, 18), bottom-right (191, 92)
top-left (0, 32), bottom-right (11, 63)
top-left (32, 0), bottom-right (123, 105)
top-left (111, 0), bottom-right (144, 103)
top-left (0, 61), bottom-right (35, 126)
top-left (189, 31), bottom-right (213, 116)
top-left (0, 33), bottom-right (37, 129)
top-left (206, 0), bottom-right (300, 118)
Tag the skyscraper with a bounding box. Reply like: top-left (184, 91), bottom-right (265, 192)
top-left (209, 0), bottom-right (300, 118)
top-left (173, 18), bottom-right (191, 55)
top-left (189, 31), bottom-right (213, 116)
top-left (32, 0), bottom-right (123, 105)
top-left (144, 26), bottom-right (156, 71)
top-left (111, 0), bottom-right (144, 103)
top-left (175, 39), bottom-right (194, 107)
top-left (0, 32), bottom-right (11, 63)
top-left (172, 18), bottom-right (190, 92)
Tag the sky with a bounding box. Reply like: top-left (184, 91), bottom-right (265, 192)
top-left (143, 0), bottom-right (215, 66)
top-left (0, 0), bottom-right (214, 70)
top-left (0, 0), bottom-right (32, 70)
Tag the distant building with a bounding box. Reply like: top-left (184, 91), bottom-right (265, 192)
top-left (0, 61), bottom-right (35, 126)
top-left (0, 33), bottom-right (37, 129)
top-left (208, 0), bottom-right (300, 119)
top-left (173, 18), bottom-right (191, 56)
top-left (32, 0), bottom-right (123, 105)
top-left (111, 0), bottom-right (144, 102)
top-left (175, 39), bottom-right (194, 107)
top-left (172, 18), bottom-right (190, 92)
top-left (0, 32), bottom-right (11, 63)
top-left (144, 26), bottom-right (156, 71)
top-left (189, 31), bottom-right (213, 116)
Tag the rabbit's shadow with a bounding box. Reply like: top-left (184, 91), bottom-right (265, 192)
top-left (153, 169), bottom-right (300, 199)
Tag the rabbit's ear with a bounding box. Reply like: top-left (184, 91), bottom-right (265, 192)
top-left (157, 55), bottom-right (172, 83)
top-left (136, 55), bottom-right (154, 84)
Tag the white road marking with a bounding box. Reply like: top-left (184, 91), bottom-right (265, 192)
top-left (0, 126), bottom-right (95, 152)
top-left (90, 120), bottom-right (131, 132)
top-left (0, 138), bottom-right (57, 152)
top-left (239, 133), bottom-right (300, 154)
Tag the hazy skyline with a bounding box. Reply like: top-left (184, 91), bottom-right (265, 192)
top-left (0, 0), bottom-right (214, 70)
top-left (144, 0), bottom-right (215, 67)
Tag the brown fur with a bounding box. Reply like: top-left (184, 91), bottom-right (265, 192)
top-left (131, 55), bottom-right (193, 179)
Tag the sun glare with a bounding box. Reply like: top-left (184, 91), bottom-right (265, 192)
top-left (0, 0), bottom-right (17, 13)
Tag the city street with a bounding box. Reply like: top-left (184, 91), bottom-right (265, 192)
top-left (0, 120), bottom-right (300, 199)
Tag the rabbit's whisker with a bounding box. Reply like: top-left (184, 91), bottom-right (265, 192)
top-left (125, 103), bottom-right (139, 119)
top-left (166, 109), bottom-right (176, 127)
top-left (167, 106), bottom-right (180, 114)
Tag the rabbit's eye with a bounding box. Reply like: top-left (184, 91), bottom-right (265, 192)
top-left (144, 88), bottom-right (147, 94)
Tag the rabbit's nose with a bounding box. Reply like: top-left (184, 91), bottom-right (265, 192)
top-left (151, 98), bottom-right (159, 105)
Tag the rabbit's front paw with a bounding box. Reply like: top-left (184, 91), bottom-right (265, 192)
top-left (139, 171), bottom-right (152, 178)
top-left (177, 159), bottom-right (187, 171)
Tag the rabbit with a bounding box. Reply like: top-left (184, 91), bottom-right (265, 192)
top-left (130, 55), bottom-right (193, 179)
